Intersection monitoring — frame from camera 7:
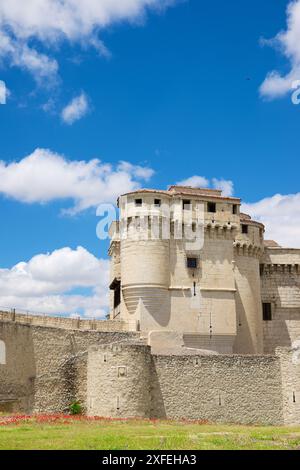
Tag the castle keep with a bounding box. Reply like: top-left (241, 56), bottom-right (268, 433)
top-left (1, 185), bottom-right (300, 425)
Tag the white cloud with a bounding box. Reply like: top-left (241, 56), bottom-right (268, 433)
top-left (0, 79), bottom-right (7, 104)
top-left (61, 92), bottom-right (89, 125)
top-left (0, 0), bottom-right (176, 81)
top-left (0, 32), bottom-right (59, 83)
top-left (118, 161), bottom-right (155, 180)
top-left (177, 175), bottom-right (209, 188)
top-left (0, 246), bottom-right (109, 318)
top-left (0, 148), bottom-right (154, 214)
top-left (177, 175), bottom-right (234, 197)
top-left (212, 178), bottom-right (234, 197)
top-left (260, 0), bottom-right (300, 99)
top-left (243, 192), bottom-right (300, 248)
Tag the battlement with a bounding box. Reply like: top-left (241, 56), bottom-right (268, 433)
top-left (168, 185), bottom-right (223, 197)
top-left (0, 310), bottom-right (128, 332)
top-left (121, 185), bottom-right (241, 202)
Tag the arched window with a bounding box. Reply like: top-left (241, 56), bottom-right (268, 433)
top-left (0, 340), bottom-right (6, 365)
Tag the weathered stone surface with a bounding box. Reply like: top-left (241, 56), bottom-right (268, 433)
top-left (86, 341), bottom-right (300, 425)
top-left (0, 319), bottom-right (138, 413)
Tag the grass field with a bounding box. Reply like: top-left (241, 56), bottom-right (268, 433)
top-left (0, 415), bottom-right (300, 450)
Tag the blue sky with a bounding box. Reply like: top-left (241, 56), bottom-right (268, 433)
top-left (0, 0), bottom-right (299, 316)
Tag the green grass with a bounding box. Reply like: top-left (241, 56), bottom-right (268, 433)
top-left (0, 416), bottom-right (300, 450)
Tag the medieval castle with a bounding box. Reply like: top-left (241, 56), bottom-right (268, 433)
top-left (0, 185), bottom-right (300, 425)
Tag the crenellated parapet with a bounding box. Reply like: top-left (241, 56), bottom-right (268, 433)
top-left (260, 263), bottom-right (300, 275)
top-left (233, 242), bottom-right (264, 258)
top-left (204, 222), bottom-right (238, 241)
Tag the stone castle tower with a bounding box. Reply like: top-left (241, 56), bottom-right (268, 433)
top-left (109, 185), bottom-right (300, 355)
top-left (109, 185), bottom-right (264, 354)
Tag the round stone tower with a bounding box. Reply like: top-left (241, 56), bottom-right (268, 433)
top-left (87, 343), bottom-right (152, 418)
top-left (233, 214), bottom-right (265, 354)
top-left (119, 191), bottom-right (171, 331)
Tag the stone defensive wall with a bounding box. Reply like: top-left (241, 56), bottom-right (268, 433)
top-left (0, 315), bottom-right (138, 414)
top-left (0, 310), bottom-right (128, 332)
top-left (87, 342), bottom-right (300, 426)
top-left (1, 312), bottom-right (299, 425)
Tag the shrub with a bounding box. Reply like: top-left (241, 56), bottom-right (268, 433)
top-left (69, 401), bottom-right (82, 415)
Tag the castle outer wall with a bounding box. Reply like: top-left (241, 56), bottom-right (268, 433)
top-left (87, 342), bottom-right (300, 425)
top-left (0, 312), bottom-right (138, 414)
top-left (1, 312), bottom-right (300, 425)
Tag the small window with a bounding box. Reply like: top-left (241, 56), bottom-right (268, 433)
top-left (114, 285), bottom-right (121, 309)
top-left (242, 224), bottom-right (248, 234)
top-left (207, 202), bottom-right (216, 213)
top-left (187, 257), bottom-right (198, 269)
top-left (262, 303), bottom-right (272, 321)
top-left (260, 264), bottom-right (264, 276)
top-left (232, 205), bottom-right (238, 215)
top-left (135, 199), bottom-right (142, 207)
top-left (0, 340), bottom-right (6, 365)
top-left (154, 199), bottom-right (161, 207)
top-left (183, 200), bottom-right (191, 210)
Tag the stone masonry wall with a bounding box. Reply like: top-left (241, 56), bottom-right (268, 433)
top-left (0, 311), bottom-right (128, 332)
top-left (260, 248), bottom-right (300, 354)
top-left (151, 354), bottom-right (282, 424)
top-left (277, 346), bottom-right (300, 425)
top-left (0, 321), bottom-right (36, 413)
top-left (234, 254), bottom-right (263, 354)
top-left (0, 319), bottom-right (138, 413)
top-left (87, 343), bottom-right (152, 418)
top-left (1, 313), bottom-right (299, 424)
top-left (87, 342), bottom-right (285, 425)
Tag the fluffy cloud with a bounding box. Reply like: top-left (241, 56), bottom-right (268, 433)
top-left (0, 34), bottom-right (59, 84)
top-left (0, 148), bottom-right (154, 214)
top-left (61, 92), bottom-right (89, 125)
top-left (177, 175), bottom-right (209, 188)
top-left (0, 0), bottom-right (176, 81)
top-left (177, 175), bottom-right (234, 197)
top-left (243, 192), bottom-right (300, 248)
top-left (212, 178), bottom-right (234, 197)
top-left (118, 161), bottom-right (155, 180)
top-left (0, 246), bottom-right (109, 318)
top-left (260, 0), bottom-right (300, 99)
top-left (0, 79), bottom-right (7, 104)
